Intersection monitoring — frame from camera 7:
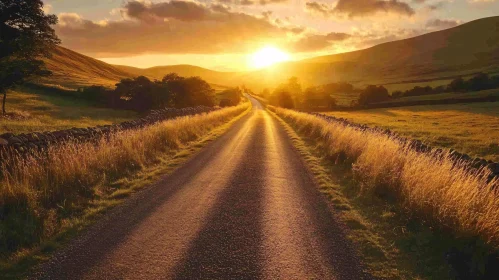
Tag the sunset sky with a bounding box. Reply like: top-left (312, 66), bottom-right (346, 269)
top-left (43, 0), bottom-right (499, 71)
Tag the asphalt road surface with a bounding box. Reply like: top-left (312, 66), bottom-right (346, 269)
top-left (31, 96), bottom-right (370, 280)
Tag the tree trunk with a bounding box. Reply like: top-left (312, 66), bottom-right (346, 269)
top-left (2, 91), bottom-right (6, 115)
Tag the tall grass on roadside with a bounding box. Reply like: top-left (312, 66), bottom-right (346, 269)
top-left (0, 103), bottom-right (249, 253)
top-left (269, 106), bottom-right (499, 248)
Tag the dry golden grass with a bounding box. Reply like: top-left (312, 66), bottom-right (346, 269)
top-left (0, 103), bottom-right (249, 255)
top-left (324, 102), bottom-right (499, 161)
top-left (270, 106), bottom-right (499, 248)
top-left (41, 46), bottom-right (134, 89)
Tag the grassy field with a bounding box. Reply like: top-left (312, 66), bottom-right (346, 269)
top-left (270, 106), bottom-right (499, 279)
top-left (330, 87), bottom-right (499, 107)
top-left (383, 79), bottom-right (453, 93)
top-left (0, 102), bottom-right (250, 278)
top-left (330, 91), bottom-right (361, 107)
top-left (0, 84), bottom-right (240, 135)
top-left (379, 88), bottom-right (499, 105)
top-left (324, 102), bottom-right (499, 161)
top-left (0, 86), bottom-right (137, 134)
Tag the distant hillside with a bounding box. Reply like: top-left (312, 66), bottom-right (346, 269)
top-left (40, 47), bottom-right (236, 90)
top-left (39, 16), bottom-right (499, 92)
top-left (41, 46), bottom-right (134, 88)
top-left (113, 64), bottom-right (239, 88)
top-left (241, 16), bottom-right (499, 91)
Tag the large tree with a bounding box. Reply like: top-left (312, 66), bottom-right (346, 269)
top-left (0, 0), bottom-right (60, 114)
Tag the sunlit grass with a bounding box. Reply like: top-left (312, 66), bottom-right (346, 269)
top-left (0, 102), bottom-right (250, 264)
top-left (324, 102), bottom-right (499, 161)
top-left (270, 106), bottom-right (499, 249)
top-left (269, 109), bottom-right (494, 279)
top-left (0, 87), bottom-right (137, 134)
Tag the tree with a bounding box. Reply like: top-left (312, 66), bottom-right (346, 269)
top-left (286, 77), bottom-right (303, 106)
top-left (111, 73), bottom-right (216, 112)
top-left (271, 90), bottom-right (294, 108)
top-left (468, 72), bottom-right (491, 91)
top-left (303, 86), bottom-right (337, 110)
top-left (169, 76), bottom-right (215, 108)
top-left (219, 87), bottom-right (242, 107)
top-left (115, 76), bottom-right (156, 112)
top-left (269, 77), bottom-right (302, 108)
top-left (358, 85), bottom-right (390, 105)
top-left (261, 88), bottom-right (270, 98)
top-left (448, 77), bottom-right (466, 92)
top-left (391, 90), bottom-right (403, 98)
top-left (491, 75), bottom-right (499, 88)
top-left (0, 0), bottom-right (60, 114)
top-left (322, 82), bottom-right (354, 94)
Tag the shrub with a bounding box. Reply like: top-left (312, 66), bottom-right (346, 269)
top-left (219, 87), bottom-right (242, 107)
top-left (271, 90), bottom-right (294, 108)
top-left (269, 77), bottom-right (302, 108)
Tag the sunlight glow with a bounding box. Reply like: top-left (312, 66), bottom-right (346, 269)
top-left (250, 46), bottom-right (290, 69)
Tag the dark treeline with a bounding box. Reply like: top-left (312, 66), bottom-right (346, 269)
top-left (259, 77), bottom-right (355, 110)
top-left (356, 72), bottom-right (499, 107)
top-left (356, 85), bottom-right (390, 106)
top-left (257, 72), bottom-right (499, 109)
top-left (80, 73), bottom-right (241, 112)
top-left (392, 72), bottom-right (499, 98)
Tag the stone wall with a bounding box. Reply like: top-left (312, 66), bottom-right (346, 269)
top-left (310, 112), bottom-right (499, 180)
top-left (0, 106), bottom-right (218, 156)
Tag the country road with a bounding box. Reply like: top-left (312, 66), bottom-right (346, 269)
top-left (31, 96), bottom-right (370, 280)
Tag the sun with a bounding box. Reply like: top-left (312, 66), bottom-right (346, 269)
top-left (250, 46), bottom-right (290, 69)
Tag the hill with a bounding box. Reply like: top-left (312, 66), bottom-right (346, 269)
top-left (39, 16), bottom-right (499, 92)
top-left (40, 46), bottom-right (134, 89)
top-left (113, 64), bottom-right (238, 89)
top-left (39, 47), bottom-right (236, 90)
top-left (241, 16), bottom-right (499, 91)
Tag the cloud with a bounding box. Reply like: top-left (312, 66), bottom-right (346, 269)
top-left (420, 0), bottom-right (454, 10)
top-left (124, 0), bottom-right (212, 22)
top-left (58, 13), bottom-right (86, 28)
top-left (219, 0), bottom-right (289, 5)
top-left (426, 18), bottom-right (461, 29)
top-left (42, 3), bottom-right (53, 14)
top-left (334, 0), bottom-right (415, 17)
top-left (427, 2), bottom-right (445, 10)
top-left (305, 0), bottom-right (415, 18)
top-left (305, 2), bottom-right (334, 17)
top-left (468, 0), bottom-right (496, 3)
top-left (55, 1), bottom-right (292, 56)
top-left (291, 32), bottom-right (351, 52)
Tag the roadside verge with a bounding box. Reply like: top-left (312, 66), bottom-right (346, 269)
top-left (268, 106), bottom-right (499, 279)
top-left (0, 102), bottom-right (251, 278)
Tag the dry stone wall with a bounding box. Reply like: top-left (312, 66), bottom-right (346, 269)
top-left (0, 106), bottom-right (218, 156)
top-left (310, 112), bottom-right (499, 180)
